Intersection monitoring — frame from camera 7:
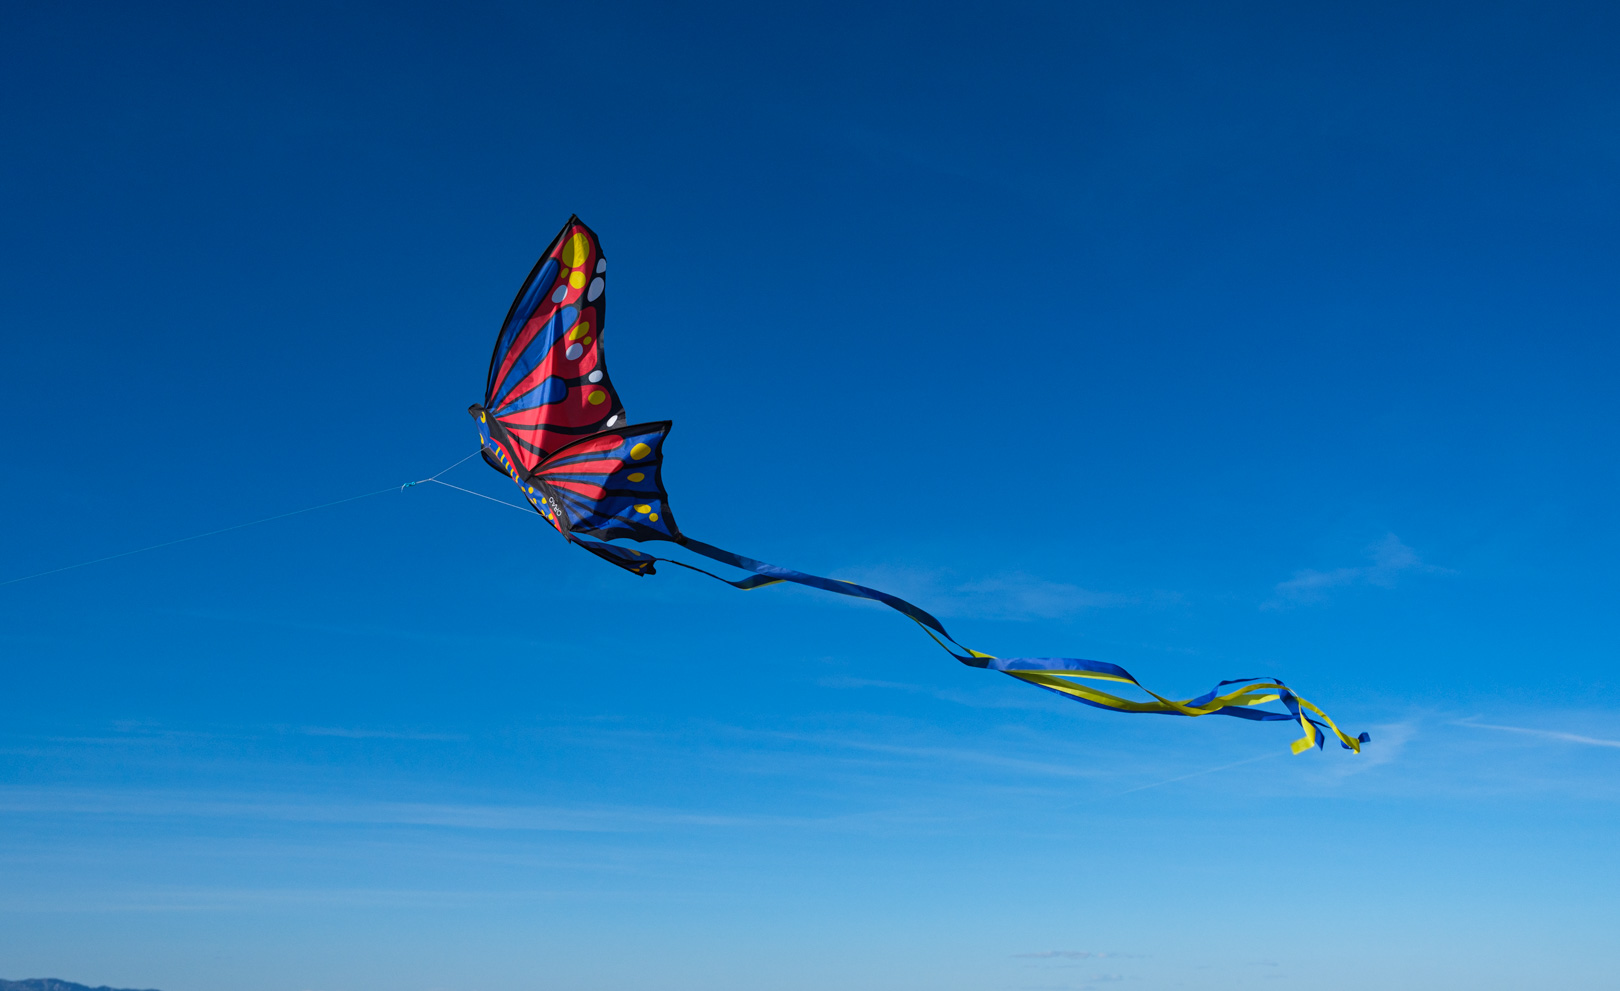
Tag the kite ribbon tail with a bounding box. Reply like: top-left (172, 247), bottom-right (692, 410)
top-left (618, 536), bottom-right (1367, 756)
top-left (671, 537), bottom-right (990, 664)
top-left (1287, 690), bottom-right (1372, 754)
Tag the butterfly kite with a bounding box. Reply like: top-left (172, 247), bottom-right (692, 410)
top-left (469, 216), bottom-right (1368, 754)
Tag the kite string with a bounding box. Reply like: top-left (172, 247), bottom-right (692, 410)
top-left (1, 451), bottom-right (484, 588)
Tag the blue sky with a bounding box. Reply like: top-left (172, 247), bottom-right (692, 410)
top-left (2, 2), bottom-right (1618, 989)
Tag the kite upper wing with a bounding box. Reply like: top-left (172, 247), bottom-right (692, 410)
top-left (478, 215), bottom-right (625, 475)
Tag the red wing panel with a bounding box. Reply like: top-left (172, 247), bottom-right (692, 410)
top-left (481, 216), bottom-right (626, 470)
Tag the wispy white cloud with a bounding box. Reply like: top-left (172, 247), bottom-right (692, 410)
top-left (1118, 751), bottom-right (1282, 794)
top-left (295, 726), bottom-right (467, 742)
top-left (1331, 720), bottom-right (1415, 774)
top-left (0, 883), bottom-right (659, 915)
top-left (836, 565), bottom-right (1133, 621)
top-left (951, 573), bottom-right (1133, 620)
top-left (0, 787), bottom-right (826, 833)
top-left (755, 729), bottom-right (1111, 780)
top-left (1455, 719), bottom-right (1620, 749)
top-left (1014, 951), bottom-right (1139, 960)
top-left (816, 674), bottom-right (1062, 711)
top-left (1264, 534), bottom-right (1446, 608)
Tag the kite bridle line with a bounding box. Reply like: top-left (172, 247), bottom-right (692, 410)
top-left (400, 448), bottom-right (483, 490)
top-left (420, 478), bottom-right (534, 514)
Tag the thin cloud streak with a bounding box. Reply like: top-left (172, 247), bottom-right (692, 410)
top-left (0, 787), bottom-right (870, 833)
top-left (1456, 719), bottom-right (1620, 749)
top-left (1118, 751), bottom-right (1282, 794)
top-left (817, 675), bottom-right (1067, 712)
top-left (1265, 534), bottom-right (1447, 608)
top-left (835, 564), bottom-right (1133, 621)
top-left (1013, 951), bottom-right (1139, 960)
top-left (295, 726), bottom-right (467, 741)
top-left (756, 729), bottom-right (1110, 780)
top-left (0, 884), bottom-right (667, 915)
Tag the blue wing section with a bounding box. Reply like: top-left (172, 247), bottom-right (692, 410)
top-left (486, 258), bottom-right (561, 401)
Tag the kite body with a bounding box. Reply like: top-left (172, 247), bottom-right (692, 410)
top-left (470, 216), bottom-right (1368, 755)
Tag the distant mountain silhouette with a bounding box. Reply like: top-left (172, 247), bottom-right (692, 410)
top-left (0, 980), bottom-right (160, 991)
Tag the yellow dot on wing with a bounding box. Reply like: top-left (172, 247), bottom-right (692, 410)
top-left (569, 270), bottom-right (587, 289)
top-left (561, 232), bottom-right (591, 267)
top-left (629, 443), bottom-right (651, 460)
top-left (634, 504), bottom-right (652, 514)
top-left (587, 390), bottom-right (607, 405)
top-left (568, 326), bottom-right (586, 342)
top-left (648, 512), bottom-right (659, 522)
top-left (627, 472), bottom-right (644, 482)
